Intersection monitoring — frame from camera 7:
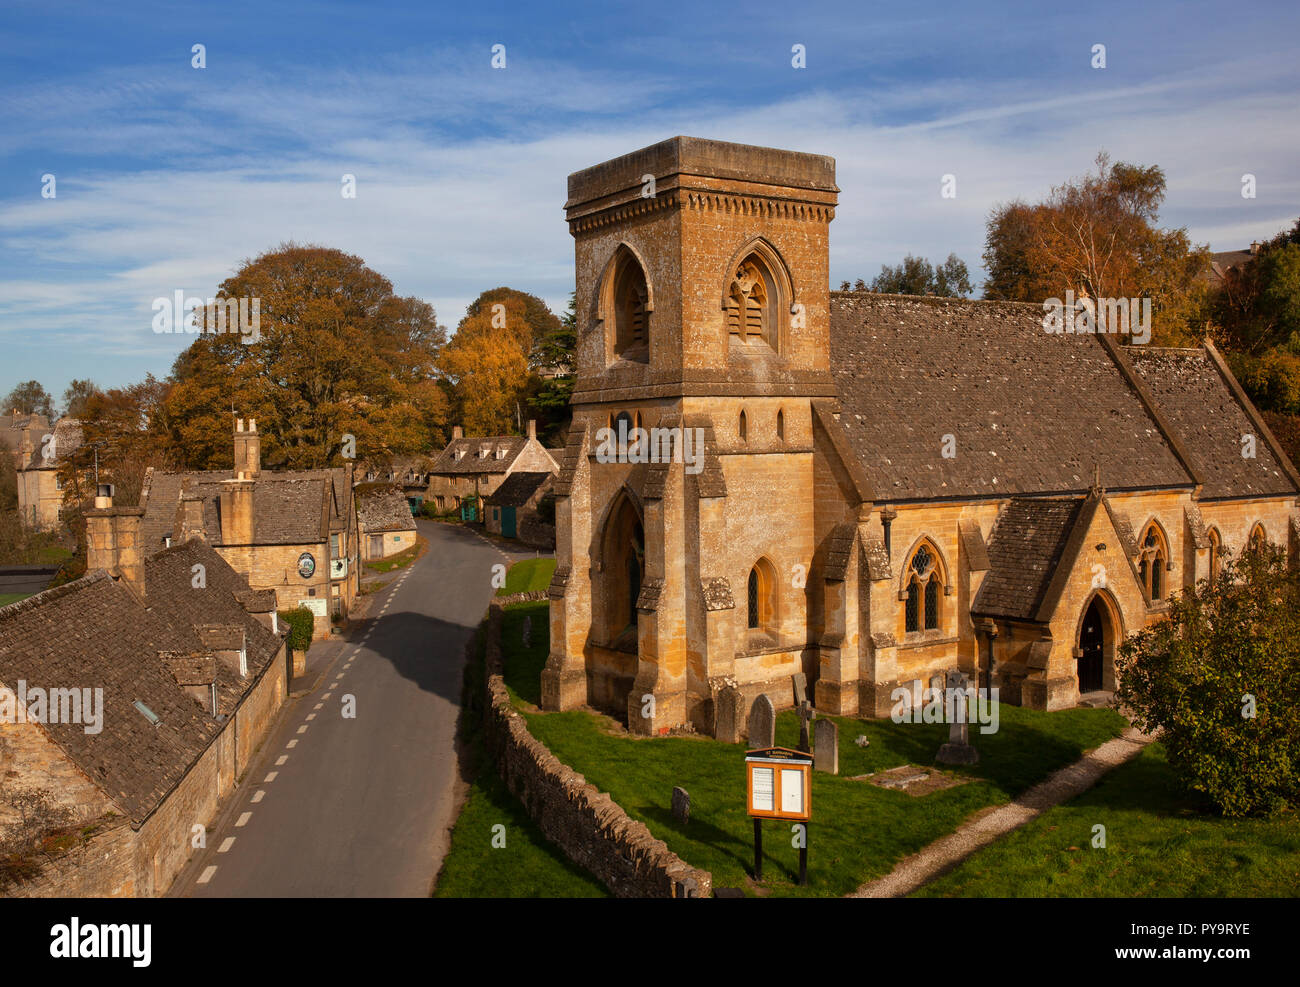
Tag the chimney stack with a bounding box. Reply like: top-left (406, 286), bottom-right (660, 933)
top-left (86, 485), bottom-right (146, 598)
top-left (234, 417), bottom-right (261, 478)
top-left (219, 473), bottom-right (256, 545)
top-left (452, 425), bottom-right (463, 441)
top-left (527, 419), bottom-right (536, 440)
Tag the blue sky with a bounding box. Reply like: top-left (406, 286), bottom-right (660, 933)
top-left (2, 0), bottom-right (1297, 407)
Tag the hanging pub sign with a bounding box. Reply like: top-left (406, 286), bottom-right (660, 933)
top-left (297, 552), bottom-right (316, 579)
top-left (745, 747), bottom-right (812, 821)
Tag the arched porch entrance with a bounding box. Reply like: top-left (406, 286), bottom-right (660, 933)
top-left (1076, 592), bottom-right (1119, 694)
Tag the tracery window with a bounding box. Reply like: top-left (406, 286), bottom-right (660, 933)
top-left (1249, 523), bottom-right (1267, 551)
top-left (726, 255), bottom-right (779, 349)
top-left (1138, 522), bottom-right (1168, 600)
top-left (904, 542), bottom-right (942, 633)
top-left (747, 558), bottom-right (777, 635)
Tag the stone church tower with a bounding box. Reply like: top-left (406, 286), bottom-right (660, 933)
top-left (543, 137), bottom-right (861, 734)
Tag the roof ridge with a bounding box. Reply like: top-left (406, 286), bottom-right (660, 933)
top-left (830, 290), bottom-right (1044, 310)
top-left (0, 569), bottom-right (114, 622)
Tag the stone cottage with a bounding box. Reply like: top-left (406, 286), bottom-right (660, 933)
top-left (542, 136), bottom-right (1300, 736)
top-left (0, 523), bottom-right (287, 897)
top-left (426, 420), bottom-right (559, 516)
top-left (358, 486), bottom-right (418, 561)
top-left (137, 419), bottom-right (359, 637)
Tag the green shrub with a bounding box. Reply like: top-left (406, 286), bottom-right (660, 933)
top-left (1116, 545), bottom-right (1300, 816)
top-left (278, 606), bottom-right (316, 653)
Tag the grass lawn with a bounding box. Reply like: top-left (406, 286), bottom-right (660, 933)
top-left (916, 742), bottom-right (1300, 897)
top-left (433, 623), bottom-right (609, 898)
top-left (0, 592), bottom-right (32, 607)
top-left (495, 557), bottom-right (556, 597)
top-left (499, 600), bottom-right (1128, 898)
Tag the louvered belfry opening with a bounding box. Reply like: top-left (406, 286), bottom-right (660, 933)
top-left (727, 255), bottom-right (776, 347)
top-left (613, 252), bottom-right (649, 362)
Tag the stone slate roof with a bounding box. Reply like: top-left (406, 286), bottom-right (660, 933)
top-left (13, 417), bottom-right (82, 469)
top-left (0, 540), bottom-right (281, 826)
top-left (1126, 346), bottom-right (1298, 499)
top-left (358, 487), bottom-right (416, 531)
top-left (431, 436), bottom-right (529, 475)
top-left (828, 294), bottom-right (1193, 501)
top-left (972, 497), bottom-right (1086, 621)
top-left (140, 468), bottom-right (340, 553)
top-left (485, 472), bottom-right (552, 508)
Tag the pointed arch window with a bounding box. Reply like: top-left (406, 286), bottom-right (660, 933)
top-left (1138, 522), bottom-right (1168, 600)
top-left (602, 247), bottom-right (651, 364)
top-left (904, 542), bottom-right (942, 633)
top-left (1249, 523), bottom-right (1267, 551)
top-left (747, 558), bottom-right (777, 636)
top-left (776, 408), bottom-right (785, 442)
top-left (1207, 527), bottom-right (1222, 582)
top-left (726, 254), bottom-right (780, 350)
top-left (739, 409), bottom-right (748, 443)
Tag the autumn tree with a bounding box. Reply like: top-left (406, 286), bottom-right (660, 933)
top-left (439, 309), bottom-right (531, 435)
top-left (161, 243), bottom-right (449, 469)
top-left (61, 379), bottom-right (99, 418)
top-left (983, 153), bottom-right (1210, 344)
top-left (464, 287), bottom-right (562, 358)
top-left (3, 380), bottom-right (53, 418)
top-left (849, 253), bottom-right (972, 297)
top-left (526, 290), bottom-right (577, 444)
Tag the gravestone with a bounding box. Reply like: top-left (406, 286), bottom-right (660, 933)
top-left (747, 694), bottom-right (775, 749)
top-left (791, 673), bottom-right (807, 708)
top-left (672, 786), bottom-right (690, 825)
top-left (814, 717), bottom-right (839, 774)
top-left (522, 615), bottom-right (532, 648)
top-left (715, 685), bottom-right (745, 744)
top-left (936, 670), bottom-right (980, 764)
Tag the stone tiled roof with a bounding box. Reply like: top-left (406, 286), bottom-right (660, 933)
top-left (0, 540), bottom-right (281, 825)
top-left (972, 497), bottom-right (1086, 621)
top-left (828, 293), bottom-right (1193, 501)
top-left (486, 471), bottom-right (552, 508)
top-left (1126, 346), bottom-right (1299, 499)
top-left (358, 487), bottom-right (416, 531)
top-left (139, 469), bottom-right (338, 553)
top-left (430, 436), bottom-right (528, 475)
top-left (14, 417), bottom-right (82, 469)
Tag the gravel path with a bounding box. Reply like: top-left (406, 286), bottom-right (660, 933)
top-left (849, 726), bottom-right (1153, 898)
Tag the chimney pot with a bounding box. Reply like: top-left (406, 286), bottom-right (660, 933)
top-left (527, 419), bottom-right (536, 440)
top-left (452, 425), bottom-right (463, 441)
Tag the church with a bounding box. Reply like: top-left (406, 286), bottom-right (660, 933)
top-left (542, 136), bottom-right (1300, 736)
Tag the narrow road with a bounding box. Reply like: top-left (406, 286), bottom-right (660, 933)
top-left (178, 520), bottom-right (533, 897)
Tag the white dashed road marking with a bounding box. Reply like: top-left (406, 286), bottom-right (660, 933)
top-left (198, 866), bottom-right (217, 884)
top-left (251, 790), bottom-right (265, 802)
top-left (219, 837), bottom-right (236, 853)
top-left (235, 812), bottom-right (251, 828)
top-left (264, 771), bottom-right (278, 782)
top-left (276, 755), bottom-right (288, 765)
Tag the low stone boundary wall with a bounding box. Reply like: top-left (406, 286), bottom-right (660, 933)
top-left (480, 593), bottom-right (712, 898)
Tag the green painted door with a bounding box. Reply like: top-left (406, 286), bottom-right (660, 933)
top-left (502, 506), bottom-right (517, 538)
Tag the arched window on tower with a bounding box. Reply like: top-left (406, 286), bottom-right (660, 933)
top-left (738, 409), bottom-right (748, 443)
top-left (726, 254), bottom-right (780, 350)
top-left (606, 248), bottom-right (650, 364)
top-left (776, 408), bottom-right (785, 442)
top-left (1138, 522), bottom-right (1168, 600)
top-left (903, 542), bottom-right (942, 633)
top-left (1208, 527), bottom-right (1222, 582)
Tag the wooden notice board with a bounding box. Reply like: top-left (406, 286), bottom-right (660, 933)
top-left (745, 747), bottom-right (812, 821)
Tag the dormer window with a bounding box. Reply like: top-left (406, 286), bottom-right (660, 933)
top-left (455, 449), bottom-right (466, 461)
top-left (496, 447), bottom-right (507, 460)
top-left (478, 446), bottom-right (489, 459)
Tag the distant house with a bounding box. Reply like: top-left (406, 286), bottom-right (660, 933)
top-left (357, 455), bottom-right (434, 514)
top-left (1, 411), bottom-right (50, 473)
top-left (358, 487), bottom-right (418, 561)
top-left (484, 471), bottom-right (554, 546)
top-left (426, 420), bottom-right (558, 516)
top-left (0, 531), bottom-right (287, 898)
top-left (12, 417), bottom-right (82, 530)
top-left (137, 419), bottom-right (358, 638)
top-left (1202, 243), bottom-right (1261, 287)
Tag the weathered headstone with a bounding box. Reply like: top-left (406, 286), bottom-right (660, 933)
top-left (791, 672), bottom-right (807, 708)
top-left (936, 670), bottom-right (979, 764)
top-left (671, 786), bottom-right (690, 825)
top-left (715, 684), bottom-right (745, 744)
top-left (814, 717), bottom-right (839, 774)
top-left (747, 694), bottom-right (775, 749)
top-left (797, 700), bottom-right (815, 753)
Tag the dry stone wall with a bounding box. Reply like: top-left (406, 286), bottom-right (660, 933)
top-left (481, 594), bottom-right (712, 898)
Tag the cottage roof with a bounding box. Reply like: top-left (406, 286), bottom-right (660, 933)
top-left (485, 472), bottom-right (552, 508)
top-left (431, 435), bottom-right (529, 475)
top-left (358, 487), bottom-right (416, 531)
